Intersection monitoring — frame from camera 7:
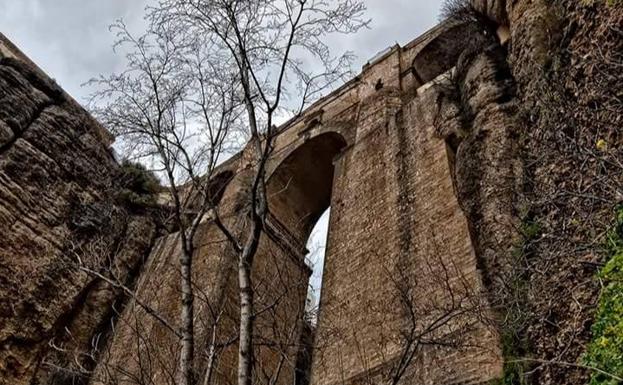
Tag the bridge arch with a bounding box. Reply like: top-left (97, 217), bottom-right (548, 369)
top-left (207, 169), bottom-right (235, 206)
top-left (266, 131), bottom-right (347, 245)
top-left (409, 22), bottom-right (482, 84)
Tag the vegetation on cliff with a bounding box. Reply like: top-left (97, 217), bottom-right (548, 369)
top-left (583, 207), bottom-right (623, 384)
top-left (502, 0), bottom-right (623, 383)
top-left (116, 160), bottom-right (161, 210)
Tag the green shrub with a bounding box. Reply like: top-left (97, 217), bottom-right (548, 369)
top-left (583, 207), bottom-right (623, 384)
top-left (116, 160), bottom-right (161, 209)
top-left (521, 220), bottom-right (542, 241)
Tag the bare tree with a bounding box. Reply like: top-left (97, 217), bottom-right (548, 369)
top-left (44, 220), bottom-right (243, 385)
top-left (142, 2), bottom-right (368, 385)
top-left (87, 17), bottom-right (243, 385)
top-left (88, 2), bottom-right (368, 385)
top-left (382, 256), bottom-right (488, 385)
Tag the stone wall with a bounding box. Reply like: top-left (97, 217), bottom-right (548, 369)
top-left (310, 66), bottom-right (503, 385)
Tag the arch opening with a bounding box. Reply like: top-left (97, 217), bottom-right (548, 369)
top-left (305, 208), bottom-right (330, 322)
top-left (266, 132), bottom-right (346, 319)
top-left (207, 170), bottom-right (235, 206)
top-left (267, 132), bottom-right (346, 245)
top-left (411, 22), bottom-right (483, 84)
top-left (182, 170), bottom-right (234, 217)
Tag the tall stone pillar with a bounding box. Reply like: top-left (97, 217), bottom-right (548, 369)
top-left (310, 49), bottom-right (503, 385)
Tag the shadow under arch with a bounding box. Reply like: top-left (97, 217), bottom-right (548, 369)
top-left (411, 22), bottom-right (483, 84)
top-left (266, 131), bottom-right (347, 247)
top-left (206, 169), bottom-right (235, 207)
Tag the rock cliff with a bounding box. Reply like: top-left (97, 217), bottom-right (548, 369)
top-left (0, 35), bottom-right (158, 385)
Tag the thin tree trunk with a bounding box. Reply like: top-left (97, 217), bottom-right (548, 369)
top-left (202, 322), bottom-right (219, 385)
top-left (238, 251), bottom-right (255, 385)
top-left (179, 246), bottom-right (195, 385)
top-left (237, 178), bottom-right (267, 385)
top-left (236, 48), bottom-right (266, 385)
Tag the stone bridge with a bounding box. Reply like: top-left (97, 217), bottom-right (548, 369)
top-left (0, 20), bottom-right (507, 385)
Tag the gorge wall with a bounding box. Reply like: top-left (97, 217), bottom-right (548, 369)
top-left (1, 1), bottom-right (622, 385)
top-left (0, 34), bottom-right (158, 384)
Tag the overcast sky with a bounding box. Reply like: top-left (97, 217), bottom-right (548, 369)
top-left (1, 0), bottom-right (445, 103)
top-left (0, 0), bottom-right (445, 309)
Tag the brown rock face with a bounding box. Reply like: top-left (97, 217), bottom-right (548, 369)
top-left (472, 0), bottom-right (508, 25)
top-left (442, 43), bottom-right (523, 306)
top-left (0, 39), bottom-right (156, 385)
top-left (502, 1), bottom-right (623, 384)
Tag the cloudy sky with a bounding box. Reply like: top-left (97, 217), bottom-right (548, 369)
top-left (1, 0), bottom-right (445, 308)
top-left (1, 0), bottom-right (445, 102)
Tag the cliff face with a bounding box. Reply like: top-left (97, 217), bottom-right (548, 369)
top-left (442, 1), bottom-right (623, 384)
top-left (508, 2), bottom-right (623, 384)
top-left (0, 38), bottom-right (157, 385)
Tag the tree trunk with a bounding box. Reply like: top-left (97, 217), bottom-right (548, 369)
top-left (238, 254), bottom-right (254, 385)
top-left (202, 322), bottom-right (219, 385)
top-left (179, 247), bottom-right (195, 385)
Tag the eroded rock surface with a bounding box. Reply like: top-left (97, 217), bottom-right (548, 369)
top-left (0, 45), bottom-right (156, 385)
